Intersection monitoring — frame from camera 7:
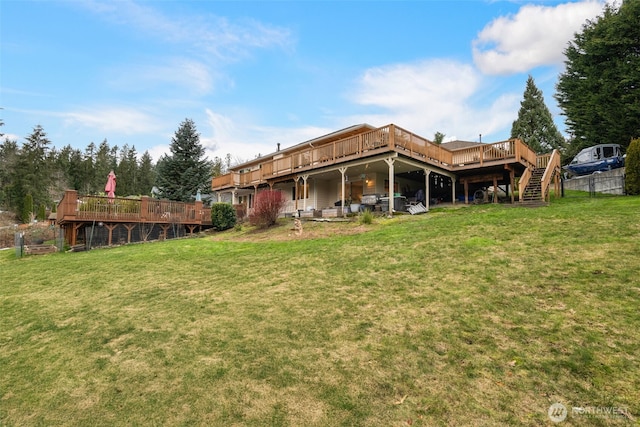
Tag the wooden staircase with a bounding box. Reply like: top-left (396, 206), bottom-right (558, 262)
top-left (521, 167), bottom-right (547, 206)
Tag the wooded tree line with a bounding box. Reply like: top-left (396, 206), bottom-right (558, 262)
top-left (512, 1), bottom-right (639, 159)
top-left (555, 0), bottom-right (639, 158)
top-left (0, 119), bottom-right (230, 222)
top-left (0, 124), bottom-right (156, 221)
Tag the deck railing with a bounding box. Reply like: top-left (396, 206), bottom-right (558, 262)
top-left (519, 167), bottom-right (532, 200)
top-left (57, 190), bottom-right (211, 225)
top-left (393, 126), bottom-right (453, 165)
top-left (76, 195), bottom-right (141, 221)
top-left (211, 172), bottom-right (238, 189)
top-left (450, 139), bottom-right (517, 166)
top-left (210, 124), bottom-right (539, 191)
top-left (536, 153), bottom-right (551, 169)
top-left (257, 125), bottom-right (392, 181)
top-left (540, 149), bottom-right (562, 201)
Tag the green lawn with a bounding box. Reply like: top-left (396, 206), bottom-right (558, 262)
top-left (1, 195), bottom-right (639, 426)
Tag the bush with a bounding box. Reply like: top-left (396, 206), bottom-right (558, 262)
top-left (211, 203), bottom-right (237, 231)
top-left (37, 205), bottom-right (46, 221)
top-left (625, 138), bottom-right (640, 195)
top-left (359, 209), bottom-right (374, 225)
top-left (249, 190), bottom-right (286, 228)
top-left (20, 194), bottom-right (33, 224)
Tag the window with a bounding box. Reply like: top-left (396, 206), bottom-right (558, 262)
top-left (593, 147), bottom-right (602, 160)
top-left (574, 151), bottom-right (591, 163)
top-left (293, 183), bottom-right (309, 200)
top-left (603, 146), bottom-right (614, 158)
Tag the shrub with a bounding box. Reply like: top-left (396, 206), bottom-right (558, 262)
top-left (359, 209), bottom-right (374, 225)
top-left (211, 203), bottom-right (237, 231)
top-left (37, 205), bottom-right (46, 221)
top-left (249, 190), bottom-right (286, 228)
top-left (20, 193), bottom-right (33, 224)
top-left (625, 138), bottom-right (640, 195)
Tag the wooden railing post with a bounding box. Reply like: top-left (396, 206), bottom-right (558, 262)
top-left (540, 149), bottom-right (561, 201)
top-left (389, 124), bottom-right (395, 149)
top-left (519, 167), bottom-right (532, 202)
top-left (140, 196), bottom-right (149, 222)
top-left (63, 190), bottom-right (78, 221)
top-left (194, 200), bottom-right (203, 223)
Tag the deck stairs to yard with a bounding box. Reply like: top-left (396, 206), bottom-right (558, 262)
top-left (521, 168), bottom-right (548, 206)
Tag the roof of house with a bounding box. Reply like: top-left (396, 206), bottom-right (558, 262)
top-left (441, 140), bottom-right (484, 150)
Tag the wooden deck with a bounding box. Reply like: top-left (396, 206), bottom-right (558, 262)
top-left (56, 190), bottom-right (212, 247)
top-left (212, 124), bottom-right (539, 191)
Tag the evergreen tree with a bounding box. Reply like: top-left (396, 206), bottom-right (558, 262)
top-left (53, 145), bottom-right (87, 194)
top-left (14, 125), bottom-right (52, 213)
top-left (54, 145), bottom-right (73, 191)
top-left (625, 138), bottom-right (640, 195)
top-left (21, 193), bottom-right (33, 223)
top-left (434, 132), bottom-right (445, 145)
top-left (81, 142), bottom-right (96, 194)
top-left (37, 204), bottom-right (46, 222)
top-left (137, 151), bottom-right (156, 196)
top-left (155, 119), bottom-right (212, 202)
top-left (555, 1), bottom-right (640, 157)
top-left (511, 75), bottom-right (565, 154)
top-left (116, 144), bottom-right (138, 196)
top-left (0, 138), bottom-right (19, 209)
top-left (93, 140), bottom-right (114, 194)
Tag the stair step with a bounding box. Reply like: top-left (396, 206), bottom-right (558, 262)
top-left (521, 167), bottom-right (548, 202)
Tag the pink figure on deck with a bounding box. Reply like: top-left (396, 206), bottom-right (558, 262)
top-left (105, 170), bottom-right (117, 201)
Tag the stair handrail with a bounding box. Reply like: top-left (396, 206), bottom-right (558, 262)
top-left (540, 149), bottom-right (561, 201)
top-left (518, 167), bottom-right (533, 202)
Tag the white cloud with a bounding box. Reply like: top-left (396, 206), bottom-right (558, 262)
top-left (61, 107), bottom-right (163, 135)
top-left (346, 59), bottom-right (519, 142)
top-left (2, 133), bottom-right (21, 142)
top-left (108, 58), bottom-right (218, 95)
top-left (201, 108), bottom-right (332, 165)
top-left (472, 1), bottom-right (605, 75)
top-left (354, 59), bottom-right (480, 110)
top-left (146, 143), bottom-right (171, 163)
top-left (79, 0), bottom-right (292, 61)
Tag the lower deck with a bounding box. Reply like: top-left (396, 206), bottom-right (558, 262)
top-left (56, 190), bottom-right (212, 248)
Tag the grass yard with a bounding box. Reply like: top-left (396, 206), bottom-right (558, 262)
top-left (1, 194), bottom-right (639, 426)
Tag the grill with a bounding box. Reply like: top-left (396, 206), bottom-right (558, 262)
top-left (361, 194), bottom-right (382, 208)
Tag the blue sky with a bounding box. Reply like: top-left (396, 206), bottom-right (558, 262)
top-left (1, 0), bottom-right (607, 164)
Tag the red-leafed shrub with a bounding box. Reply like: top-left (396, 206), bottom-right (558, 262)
top-left (249, 190), bottom-right (286, 228)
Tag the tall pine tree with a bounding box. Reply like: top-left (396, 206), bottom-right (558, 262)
top-left (137, 151), bottom-right (156, 196)
top-left (555, 1), bottom-right (640, 156)
top-left (155, 119), bottom-right (212, 202)
top-left (511, 76), bottom-right (565, 154)
top-left (14, 125), bottom-right (52, 215)
top-left (0, 139), bottom-right (19, 209)
top-left (116, 144), bottom-right (138, 196)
